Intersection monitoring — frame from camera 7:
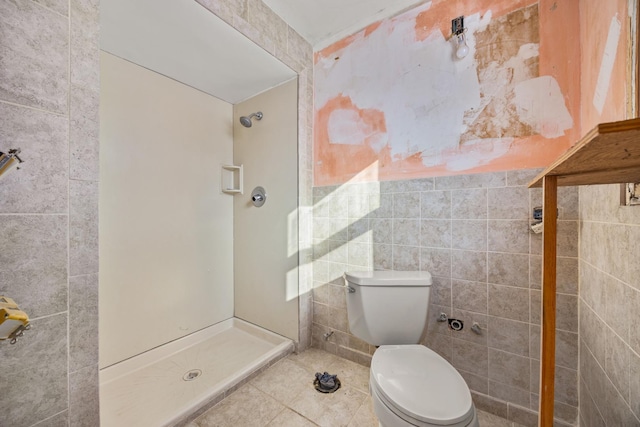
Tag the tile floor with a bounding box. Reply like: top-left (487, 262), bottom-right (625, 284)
top-left (186, 348), bottom-right (521, 427)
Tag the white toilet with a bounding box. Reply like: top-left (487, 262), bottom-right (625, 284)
top-left (344, 271), bottom-right (479, 427)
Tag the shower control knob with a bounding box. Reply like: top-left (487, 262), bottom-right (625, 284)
top-left (250, 186), bottom-right (266, 207)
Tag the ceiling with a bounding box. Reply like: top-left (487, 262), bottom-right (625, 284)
top-left (262, 0), bottom-right (427, 49)
top-left (100, 0), bottom-right (296, 104)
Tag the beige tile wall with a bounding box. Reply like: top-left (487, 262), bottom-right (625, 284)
top-left (578, 184), bottom-right (640, 426)
top-left (0, 0), bottom-right (313, 425)
top-left (311, 169), bottom-right (580, 426)
top-left (0, 0), bottom-right (100, 425)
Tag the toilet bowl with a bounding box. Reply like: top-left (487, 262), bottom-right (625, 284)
top-left (344, 271), bottom-right (478, 427)
top-left (370, 345), bottom-right (478, 427)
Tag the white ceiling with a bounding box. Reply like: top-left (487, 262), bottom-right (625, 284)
top-left (100, 0), bottom-right (296, 104)
top-left (262, 0), bottom-right (427, 49)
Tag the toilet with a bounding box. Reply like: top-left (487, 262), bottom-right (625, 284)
top-left (344, 271), bottom-right (479, 427)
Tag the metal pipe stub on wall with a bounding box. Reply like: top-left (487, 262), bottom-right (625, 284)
top-left (251, 186), bottom-right (266, 207)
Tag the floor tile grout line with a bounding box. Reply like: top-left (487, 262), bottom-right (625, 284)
top-left (287, 407), bottom-right (320, 426)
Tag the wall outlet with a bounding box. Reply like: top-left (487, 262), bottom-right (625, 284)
top-left (533, 207), bottom-right (543, 221)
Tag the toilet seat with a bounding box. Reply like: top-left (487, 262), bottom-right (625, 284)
top-left (370, 345), bottom-right (475, 426)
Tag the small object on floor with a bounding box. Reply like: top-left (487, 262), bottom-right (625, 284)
top-left (314, 371), bottom-right (341, 393)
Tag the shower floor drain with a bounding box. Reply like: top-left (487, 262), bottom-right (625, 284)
top-left (182, 369), bottom-right (202, 381)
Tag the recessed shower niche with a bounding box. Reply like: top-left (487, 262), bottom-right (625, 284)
top-left (98, 0), bottom-right (300, 425)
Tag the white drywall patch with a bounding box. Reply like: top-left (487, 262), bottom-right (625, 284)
top-left (446, 138), bottom-right (513, 171)
top-left (514, 76), bottom-right (573, 138)
top-left (328, 109), bottom-right (375, 145)
top-left (593, 15), bottom-right (622, 115)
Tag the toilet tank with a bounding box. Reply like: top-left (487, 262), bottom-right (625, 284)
top-left (344, 271), bottom-right (432, 346)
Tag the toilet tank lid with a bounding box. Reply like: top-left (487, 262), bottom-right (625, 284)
top-left (344, 271), bottom-right (432, 287)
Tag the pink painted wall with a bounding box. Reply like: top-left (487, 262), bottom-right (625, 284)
top-left (314, 0), bottom-right (582, 186)
top-left (579, 0), bottom-right (629, 130)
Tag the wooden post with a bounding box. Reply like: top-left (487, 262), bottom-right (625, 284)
top-left (539, 175), bottom-right (558, 426)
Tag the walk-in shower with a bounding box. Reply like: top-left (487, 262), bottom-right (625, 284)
top-left (99, 0), bottom-right (299, 425)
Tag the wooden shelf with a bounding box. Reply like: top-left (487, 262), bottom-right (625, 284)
top-left (528, 118), bottom-right (640, 426)
top-left (529, 118), bottom-right (640, 188)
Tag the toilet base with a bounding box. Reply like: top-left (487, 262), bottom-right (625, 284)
top-left (371, 384), bottom-right (479, 427)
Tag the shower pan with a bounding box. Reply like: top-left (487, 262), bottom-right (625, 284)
top-left (100, 319), bottom-right (292, 426)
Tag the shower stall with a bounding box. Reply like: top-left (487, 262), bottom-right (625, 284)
top-left (98, 1), bottom-right (302, 425)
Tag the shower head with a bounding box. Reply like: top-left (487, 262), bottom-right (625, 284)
top-left (239, 112), bottom-right (263, 128)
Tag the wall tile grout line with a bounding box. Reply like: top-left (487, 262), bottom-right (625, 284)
top-left (0, 213), bottom-right (70, 216)
top-left (66, 0), bottom-right (72, 422)
top-left (28, 0), bottom-right (68, 18)
top-left (0, 99), bottom-right (68, 117)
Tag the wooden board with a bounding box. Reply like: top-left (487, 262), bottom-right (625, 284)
top-left (538, 176), bottom-right (557, 427)
top-left (529, 118), bottom-right (640, 188)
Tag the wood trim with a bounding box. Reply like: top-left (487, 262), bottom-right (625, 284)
top-left (528, 118), bottom-right (640, 188)
top-left (539, 166), bottom-right (640, 188)
top-left (538, 176), bottom-right (558, 427)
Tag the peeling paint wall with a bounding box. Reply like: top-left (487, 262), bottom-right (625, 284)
top-left (314, 0), bottom-right (580, 186)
